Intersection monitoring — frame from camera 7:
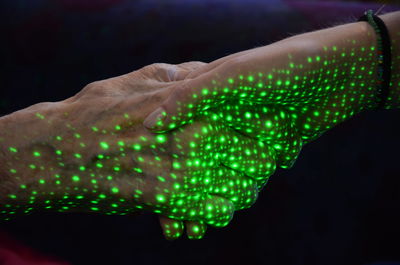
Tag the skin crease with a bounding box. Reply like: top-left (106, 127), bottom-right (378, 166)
top-left (0, 62), bottom-right (286, 240)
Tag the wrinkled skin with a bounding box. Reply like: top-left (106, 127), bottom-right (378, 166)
top-left (59, 63), bottom-right (278, 238)
top-left (0, 62), bottom-right (279, 240)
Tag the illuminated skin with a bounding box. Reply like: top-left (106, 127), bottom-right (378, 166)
top-left (1, 11), bottom-right (399, 241)
top-left (0, 62), bottom-right (279, 240)
top-left (145, 12), bottom-right (400, 236)
top-left (145, 11), bottom-right (400, 158)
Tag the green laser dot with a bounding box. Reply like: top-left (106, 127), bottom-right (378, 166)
top-left (100, 142), bottom-right (109, 150)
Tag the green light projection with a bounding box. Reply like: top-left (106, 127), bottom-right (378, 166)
top-left (1, 38), bottom-right (399, 240)
top-left (143, 40), bottom-right (399, 237)
top-left (0, 109), bottom-right (279, 236)
top-left (148, 42), bottom-right (400, 150)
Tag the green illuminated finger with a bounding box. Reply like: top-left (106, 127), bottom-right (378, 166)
top-left (208, 167), bottom-right (258, 210)
top-left (142, 57), bottom-right (289, 132)
top-left (186, 220), bottom-right (207, 240)
top-left (170, 114), bottom-right (276, 189)
top-left (169, 112), bottom-right (277, 191)
top-left (274, 124), bottom-right (303, 169)
top-left (166, 166), bottom-right (258, 212)
top-left (199, 194), bottom-right (235, 227)
top-left (292, 105), bottom-right (335, 143)
top-left (159, 215), bottom-right (184, 240)
top-left (149, 190), bottom-right (234, 228)
top-left (215, 102), bottom-right (303, 169)
top-left (215, 101), bottom-right (289, 139)
top-left (219, 131), bottom-right (277, 184)
top-left (188, 112), bottom-right (277, 180)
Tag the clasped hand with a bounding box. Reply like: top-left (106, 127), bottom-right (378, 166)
top-left (2, 62), bottom-right (292, 240)
top-left (3, 34), bottom-right (377, 240)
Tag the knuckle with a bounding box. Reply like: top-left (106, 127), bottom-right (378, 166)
top-left (84, 81), bottom-right (102, 91)
top-left (141, 63), bottom-right (169, 73)
top-left (141, 63), bottom-right (177, 82)
top-left (141, 63), bottom-right (160, 70)
top-left (73, 81), bottom-right (104, 99)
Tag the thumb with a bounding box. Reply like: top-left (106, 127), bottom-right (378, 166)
top-left (143, 72), bottom-right (222, 132)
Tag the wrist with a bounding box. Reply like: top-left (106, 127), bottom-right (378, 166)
top-left (291, 17), bottom-right (390, 112)
top-left (378, 11), bottom-right (400, 109)
top-left (284, 11), bottom-right (400, 112)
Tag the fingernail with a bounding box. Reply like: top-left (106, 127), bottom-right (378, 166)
top-left (144, 107), bottom-right (166, 129)
top-left (188, 234), bottom-right (204, 240)
top-left (165, 234), bottom-right (181, 241)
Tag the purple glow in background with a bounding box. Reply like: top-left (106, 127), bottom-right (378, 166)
top-left (1, 1), bottom-right (400, 265)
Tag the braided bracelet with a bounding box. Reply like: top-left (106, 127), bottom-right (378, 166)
top-left (357, 9), bottom-right (392, 109)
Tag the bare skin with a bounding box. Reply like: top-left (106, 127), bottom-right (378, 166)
top-left (144, 11), bottom-right (400, 155)
top-left (0, 62), bottom-right (280, 240)
top-left (1, 10), bottom-right (398, 241)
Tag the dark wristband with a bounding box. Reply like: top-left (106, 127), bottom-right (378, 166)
top-left (358, 9), bottom-right (392, 110)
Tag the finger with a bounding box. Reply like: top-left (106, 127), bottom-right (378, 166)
top-left (221, 132), bottom-right (277, 185)
top-left (207, 167), bottom-right (258, 211)
top-left (125, 62), bottom-right (207, 84)
top-left (166, 161), bottom-right (259, 211)
top-left (199, 194), bottom-right (235, 228)
top-left (215, 101), bottom-right (290, 140)
top-left (143, 46), bottom-right (310, 132)
top-left (170, 112), bottom-right (277, 189)
top-left (167, 112), bottom-right (275, 188)
top-left (169, 193), bottom-right (235, 228)
top-left (185, 220), bottom-right (207, 240)
top-left (202, 113), bottom-right (277, 187)
top-left (173, 61), bottom-right (208, 80)
top-left (143, 65), bottom-right (233, 131)
top-left (154, 191), bottom-right (235, 228)
top-left (215, 102), bottom-right (303, 169)
top-left (274, 123), bottom-right (303, 169)
top-left (159, 215), bottom-right (184, 240)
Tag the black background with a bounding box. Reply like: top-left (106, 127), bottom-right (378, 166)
top-left (0, 1), bottom-right (399, 265)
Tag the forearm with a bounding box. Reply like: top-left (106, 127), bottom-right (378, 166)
top-left (200, 11), bottom-right (400, 111)
top-left (261, 10), bottom-right (400, 109)
top-left (378, 11), bottom-right (400, 109)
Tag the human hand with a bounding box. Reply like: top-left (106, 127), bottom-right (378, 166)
top-left (143, 23), bottom-right (380, 166)
top-left (0, 62), bottom-right (276, 240)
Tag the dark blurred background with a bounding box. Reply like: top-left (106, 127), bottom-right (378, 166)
top-left (1, 0), bottom-right (400, 265)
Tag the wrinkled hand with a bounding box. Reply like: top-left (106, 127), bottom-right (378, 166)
top-left (60, 63), bottom-right (278, 239)
top-left (0, 62), bottom-right (277, 240)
